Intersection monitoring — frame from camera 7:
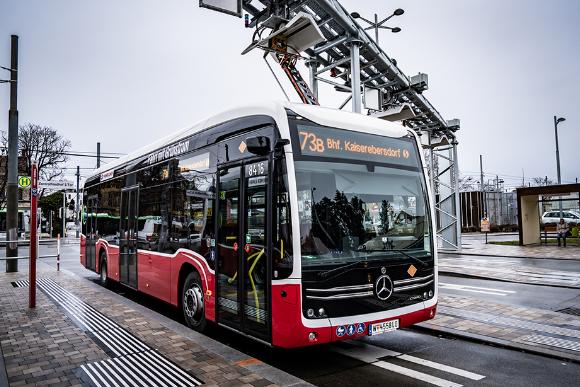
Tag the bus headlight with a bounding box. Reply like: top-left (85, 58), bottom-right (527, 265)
top-left (307, 308), bottom-right (315, 318)
top-left (318, 308), bottom-right (326, 317)
top-left (308, 332), bottom-right (318, 342)
top-left (428, 290), bottom-right (433, 298)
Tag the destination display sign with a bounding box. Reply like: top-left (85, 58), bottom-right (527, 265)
top-left (294, 125), bottom-right (419, 167)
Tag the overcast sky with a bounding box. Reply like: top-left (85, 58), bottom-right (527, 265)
top-left (1, 0), bottom-right (579, 189)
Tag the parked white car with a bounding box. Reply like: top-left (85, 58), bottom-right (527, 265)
top-left (540, 210), bottom-right (580, 224)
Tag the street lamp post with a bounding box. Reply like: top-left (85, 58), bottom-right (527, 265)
top-left (554, 115), bottom-right (565, 217)
top-left (351, 8), bottom-right (404, 46)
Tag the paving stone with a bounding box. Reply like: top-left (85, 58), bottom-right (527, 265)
top-left (0, 269), bottom-right (281, 386)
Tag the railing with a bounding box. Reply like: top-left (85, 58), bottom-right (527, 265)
top-left (0, 235), bottom-right (62, 270)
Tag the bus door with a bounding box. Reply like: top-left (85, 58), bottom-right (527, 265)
top-left (119, 186), bottom-right (139, 288)
top-left (217, 159), bottom-right (271, 342)
top-left (85, 195), bottom-right (98, 271)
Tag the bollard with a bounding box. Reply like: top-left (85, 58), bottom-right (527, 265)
top-left (29, 162), bottom-right (38, 309)
top-left (57, 233), bottom-right (61, 271)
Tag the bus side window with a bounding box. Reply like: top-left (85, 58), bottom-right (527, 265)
top-left (98, 177), bottom-right (122, 245)
top-left (274, 157), bottom-right (293, 279)
top-left (173, 154), bottom-right (216, 269)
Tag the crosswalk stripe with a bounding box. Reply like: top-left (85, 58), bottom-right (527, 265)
top-left (397, 354), bottom-right (485, 380)
top-left (374, 360), bottom-right (463, 387)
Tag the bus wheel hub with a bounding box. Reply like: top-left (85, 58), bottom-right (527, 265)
top-left (184, 285), bottom-right (203, 321)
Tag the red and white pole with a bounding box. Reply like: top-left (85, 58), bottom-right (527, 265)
top-left (57, 233), bottom-right (61, 271)
top-left (29, 161), bottom-right (38, 308)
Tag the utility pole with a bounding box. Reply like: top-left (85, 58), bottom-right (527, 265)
top-left (75, 166), bottom-right (80, 238)
top-left (96, 142), bottom-right (101, 169)
top-left (554, 115), bottom-right (565, 217)
top-left (6, 35), bottom-right (19, 273)
top-left (62, 192), bottom-right (66, 239)
top-left (479, 155), bottom-right (484, 192)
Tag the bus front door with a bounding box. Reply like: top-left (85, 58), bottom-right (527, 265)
top-left (119, 187), bottom-right (138, 288)
top-left (217, 160), bottom-right (270, 342)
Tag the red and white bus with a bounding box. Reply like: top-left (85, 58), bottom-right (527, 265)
top-left (81, 102), bottom-right (437, 348)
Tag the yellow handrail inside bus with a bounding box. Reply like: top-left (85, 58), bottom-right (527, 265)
top-left (248, 248), bottom-right (265, 322)
top-left (226, 247), bottom-right (265, 323)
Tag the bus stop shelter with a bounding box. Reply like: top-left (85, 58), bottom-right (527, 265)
top-left (517, 183), bottom-right (580, 245)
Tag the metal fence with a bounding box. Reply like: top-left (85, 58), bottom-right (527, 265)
top-left (460, 191), bottom-right (518, 231)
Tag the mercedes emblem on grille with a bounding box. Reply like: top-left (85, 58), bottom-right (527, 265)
top-left (375, 275), bottom-right (394, 301)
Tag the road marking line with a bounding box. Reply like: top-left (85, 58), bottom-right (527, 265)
top-left (333, 342), bottom-right (486, 385)
top-left (439, 282), bottom-right (516, 293)
top-left (438, 285), bottom-right (511, 296)
top-left (333, 342), bottom-right (400, 362)
top-left (398, 354), bottom-right (485, 380)
top-left (374, 360), bottom-right (463, 387)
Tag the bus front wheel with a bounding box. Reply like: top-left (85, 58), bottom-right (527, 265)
top-left (182, 271), bottom-right (207, 332)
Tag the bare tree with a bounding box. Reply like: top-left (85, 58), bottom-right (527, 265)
top-left (0, 123), bottom-right (71, 209)
top-left (532, 177), bottom-right (554, 187)
top-left (459, 176), bottom-right (477, 192)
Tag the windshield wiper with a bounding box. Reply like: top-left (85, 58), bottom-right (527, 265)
top-left (389, 249), bottom-right (429, 267)
top-left (317, 260), bottom-right (368, 279)
top-left (364, 248), bottom-right (429, 267)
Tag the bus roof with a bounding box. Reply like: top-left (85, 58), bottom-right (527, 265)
top-left (89, 101), bottom-right (407, 181)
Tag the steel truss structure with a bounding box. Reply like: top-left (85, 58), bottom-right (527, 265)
top-left (242, 0), bottom-right (462, 249)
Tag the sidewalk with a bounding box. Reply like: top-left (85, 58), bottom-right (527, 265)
top-left (417, 294), bottom-right (580, 363)
top-left (438, 256), bottom-right (580, 289)
top-left (0, 268), bottom-right (311, 387)
top-left (442, 236), bottom-right (580, 260)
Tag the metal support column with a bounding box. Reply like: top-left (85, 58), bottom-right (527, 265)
top-left (306, 58), bottom-right (319, 100)
top-left (452, 140), bottom-right (462, 248)
top-left (348, 39), bottom-right (362, 113)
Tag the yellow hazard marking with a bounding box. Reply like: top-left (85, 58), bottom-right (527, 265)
top-left (407, 264), bottom-right (417, 277)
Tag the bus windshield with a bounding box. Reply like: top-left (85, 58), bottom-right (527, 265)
top-left (291, 122), bottom-right (432, 267)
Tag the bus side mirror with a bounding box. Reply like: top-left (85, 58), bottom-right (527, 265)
top-left (274, 138), bottom-right (290, 149)
top-left (246, 136), bottom-right (270, 155)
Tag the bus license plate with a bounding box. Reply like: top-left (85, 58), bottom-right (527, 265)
top-left (369, 320), bottom-right (399, 336)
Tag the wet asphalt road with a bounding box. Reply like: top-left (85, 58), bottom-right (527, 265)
top-left (8, 242), bottom-right (580, 386)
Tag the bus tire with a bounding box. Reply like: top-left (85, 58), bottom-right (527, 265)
top-left (182, 271), bottom-right (207, 332)
top-left (99, 252), bottom-right (109, 287)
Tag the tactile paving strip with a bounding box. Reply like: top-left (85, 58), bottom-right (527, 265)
top-left (439, 306), bottom-right (580, 339)
top-left (520, 334), bottom-right (580, 352)
top-left (37, 278), bottom-right (202, 386)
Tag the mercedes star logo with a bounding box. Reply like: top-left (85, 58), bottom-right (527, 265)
top-left (375, 275), bottom-right (394, 301)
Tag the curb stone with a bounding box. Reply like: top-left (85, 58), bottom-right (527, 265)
top-left (412, 323), bottom-right (580, 364)
top-left (441, 250), bottom-right (580, 261)
top-left (438, 270), bottom-right (580, 290)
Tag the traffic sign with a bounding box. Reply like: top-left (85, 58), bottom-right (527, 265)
top-left (39, 180), bottom-right (74, 190)
top-left (480, 217), bottom-right (490, 233)
top-left (18, 175), bottom-right (31, 188)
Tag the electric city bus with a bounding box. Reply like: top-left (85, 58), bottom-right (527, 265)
top-left (81, 102), bottom-right (437, 348)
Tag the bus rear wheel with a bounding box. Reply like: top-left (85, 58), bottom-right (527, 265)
top-left (182, 271), bottom-right (206, 332)
top-left (99, 252), bottom-right (108, 287)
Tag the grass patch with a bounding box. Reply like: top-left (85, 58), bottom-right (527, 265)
top-left (489, 240), bottom-right (520, 246)
top-left (490, 239), bottom-right (577, 246)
